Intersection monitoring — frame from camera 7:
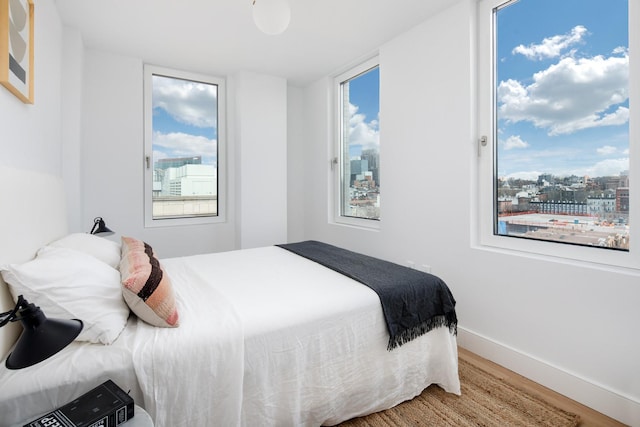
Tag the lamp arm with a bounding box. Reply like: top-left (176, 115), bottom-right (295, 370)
top-left (0, 295), bottom-right (26, 327)
top-left (89, 218), bottom-right (99, 234)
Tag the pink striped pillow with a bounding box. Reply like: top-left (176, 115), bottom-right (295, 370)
top-left (119, 237), bottom-right (179, 327)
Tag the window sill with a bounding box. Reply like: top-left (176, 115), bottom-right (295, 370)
top-left (332, 217), bottom-right (381, 231)
top-left (144, 215), bottom-right (226, 228)
top-left (474, 234), bottom-right (640, 274)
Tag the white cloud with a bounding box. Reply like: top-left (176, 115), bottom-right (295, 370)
top-left (153, 75), bottom-right (217, 129)
top-left (546, 106), bottom-right (628, 135)
top-left (153, 131), bottom-right (217, 161)
top-left (569, 158), bottom-right (629, 178)
top-left (506, 157), bottom-right (629, 181)
top-left (596, 145), bottom-right (617, 155)
top-left (503, 171), bottom-right (541, 181)
top-left (512, 25), bottom-right (587, 60)
top-left (613, 46), bottom-right (628, 55)
top-left (498, 53), bottom-right (629, 135)
top-left (501, 135), bottom-right (529, 150)
top-left (348, 103), bottom-right (379, 151)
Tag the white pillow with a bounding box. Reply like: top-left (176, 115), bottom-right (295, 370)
top-left (46, 233), bottom-right (121, 268)
top-left (0, 246), bottom-right (130, 344)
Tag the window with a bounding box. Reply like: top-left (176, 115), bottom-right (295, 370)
top-left (333, 57), bottom-right (380, 227)
top-left (478, 0), bottom-right (638, 268)
top-left (144, 65), bottom-right (226, 227)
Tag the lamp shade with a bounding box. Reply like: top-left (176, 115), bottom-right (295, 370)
top-left (252, 0), bottom-right (291, 35)
top-left (2, 297), bottom-right (83, 369)
top-left (90, 217), bottom-right (114, 236)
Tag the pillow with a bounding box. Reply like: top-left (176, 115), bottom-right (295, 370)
top-left (46, 233), bottom-right (121, 269)
top-left (0, 246), bottom-right (130, 344)
top-left (119, 237), bottom-right (179, 327)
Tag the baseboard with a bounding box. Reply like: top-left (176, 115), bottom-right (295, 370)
top-left (457, 326), bottom-right (640, 427)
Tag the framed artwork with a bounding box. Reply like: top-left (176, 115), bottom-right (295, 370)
top-left (0, 0), bottom-right (34, 104)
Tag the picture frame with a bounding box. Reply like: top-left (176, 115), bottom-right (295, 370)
top-left (0, 0), bottom-right (34, 104)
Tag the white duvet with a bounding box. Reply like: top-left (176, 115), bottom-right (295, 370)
top-left (132, 256), bottom-right (245, 427)
top-left (0, 246), bottom-right (459, 427)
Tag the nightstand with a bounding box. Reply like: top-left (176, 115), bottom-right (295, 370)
top-left (125, 405), bottom-right (154, 426)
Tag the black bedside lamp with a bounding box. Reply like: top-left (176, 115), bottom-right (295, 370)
top-left (0, 295), bottom-right (83, 369)
top-left (89, 217), bottom-right (114, 236)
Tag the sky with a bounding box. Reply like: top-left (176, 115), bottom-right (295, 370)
top-left (496, 0), bottom-right (629, 181)
top-left (346, 66), bottom-right (380, 159)
top-left (151, 75), bottom-right (218, 167)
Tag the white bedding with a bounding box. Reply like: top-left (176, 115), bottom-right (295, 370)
top-left (0, 246), bottom-right (459, 427)
top-left (132, 256), bottom-right (244, 427)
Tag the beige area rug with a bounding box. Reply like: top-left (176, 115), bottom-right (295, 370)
top-left (338, 358), bottom-right (580, 426)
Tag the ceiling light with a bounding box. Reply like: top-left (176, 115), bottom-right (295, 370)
top-left (252, 0), bottom-right (291, 35)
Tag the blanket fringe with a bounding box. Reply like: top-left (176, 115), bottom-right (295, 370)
top-left (387, 314), bottom-right (457, 351)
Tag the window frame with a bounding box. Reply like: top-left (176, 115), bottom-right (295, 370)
top-left (331, 55), bottom-right (381, 230)
top-left (476, 0), bottom-right (639, 270)
top-left (143, 64), bottom-right (227, 228)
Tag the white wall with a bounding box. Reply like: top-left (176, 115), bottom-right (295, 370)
top-left (0, 0), bottom-right (70, 363)
top-left (61, 27), bottom-right (84, 231)
top-left (0, 1), bottom-right (63, 177)
top-left (290, 0), bottom-right (640, 424)
top-left (235, 72), bottom-right (288, 249)
top-left (286, 85), bottom-right (305, 242)
top-left (80, 52), bottom-right (288, 257)
top-left (0, 2), bottom-right (289, 257)
top-left (79, 50), bottom-right (236, 257)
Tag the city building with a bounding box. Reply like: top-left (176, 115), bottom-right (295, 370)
top-left (156, 156), bottom-right (202, 170)
top-left (157, 164), bottom-right (216, 197)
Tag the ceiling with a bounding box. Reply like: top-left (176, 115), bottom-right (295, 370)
top-left (54, 0), bottom-right (455, 87)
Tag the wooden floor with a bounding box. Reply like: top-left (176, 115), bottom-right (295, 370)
top-left (459, 347), bottom-right (627, 427)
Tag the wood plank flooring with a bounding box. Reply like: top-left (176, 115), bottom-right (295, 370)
top-left (459, 347), bottom-right (627, 427)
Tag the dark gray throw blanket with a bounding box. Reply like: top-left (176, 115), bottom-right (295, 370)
top-left (277, 240), bottom-right (457, 350)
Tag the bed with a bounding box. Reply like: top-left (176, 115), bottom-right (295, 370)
top-left (0, 167), bottom-right (460, 427)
